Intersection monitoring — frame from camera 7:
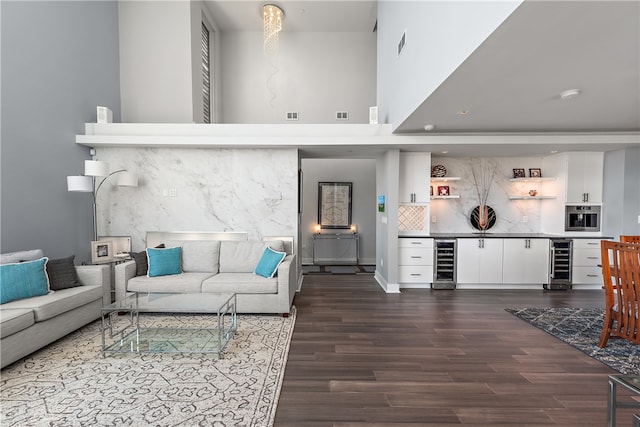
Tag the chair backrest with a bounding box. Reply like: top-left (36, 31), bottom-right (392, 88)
top-left (621, 235), bottom-right (640, 244)
top-left (601, 240), bottom-right (640, 342)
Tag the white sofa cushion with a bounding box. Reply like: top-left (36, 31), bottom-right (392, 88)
top-left (1, 285), bottom-right (103, 322)
top-left (0, 249), bottom-right (45, 265)
top-left (127, 272), bottom-right (213, 294)
top-left (202, 273), bottom-right (278, 294)
top-left (219, 240), bottom-right (284, 273)
top-left (0, 308), bottom-right (35, 338)
top-left (166, 240), bottom-right (221, 273)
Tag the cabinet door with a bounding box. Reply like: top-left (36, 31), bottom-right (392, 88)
top-left (457, 238), bottom-right (502, 284)
top-left (503, 239), bottom-right (549, 284)
top-left (566, 153), bottom-right (603, 204)
top-left (399, 153), bottom-right (431, 203)
top-left (456, 239), bottom-right (481, 284)
top-left (478, 239), bottom-right (503, 283)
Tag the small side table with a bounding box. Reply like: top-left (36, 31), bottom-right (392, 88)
top-left (608, 375), bottom-right (640, 426)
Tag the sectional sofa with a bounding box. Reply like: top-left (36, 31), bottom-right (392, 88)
top-left (0, 250), bottom-right (110, 369)
top-left (115, 232), bottom-right (296, 316)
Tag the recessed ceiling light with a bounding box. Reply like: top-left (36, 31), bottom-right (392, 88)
top-left (424, 124), bottom-right (435, 131)
top-left (441, 151), bottom-right (449, 154)
top-left (550, 150), bottom-right (559, 154)
top-left (457, 110), bottom-right (469, 116)
top-left (560, 89), bottom-right (580, 100)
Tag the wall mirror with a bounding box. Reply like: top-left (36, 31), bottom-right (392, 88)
top-left (318, 182), bottom-right (352, 229)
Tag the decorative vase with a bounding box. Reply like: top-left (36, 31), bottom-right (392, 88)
top-left (477, 205), bottom-right (490, 231)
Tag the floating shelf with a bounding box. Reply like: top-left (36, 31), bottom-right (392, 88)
top-left (430, 177), bottom-right (461, 181)
top-left (509, 177), bottom-right (556, 182)
top-left (508, 195), bottom-right (556, 200)
top-left (431, 195), bottom-right (461, 199)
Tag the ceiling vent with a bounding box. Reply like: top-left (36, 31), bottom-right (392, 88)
top-left (286, 111), bottom-right (299, 121)
top-left (336, 111), bottom-right (349, 121)
top-left (397, 29), bottom-right (407, 57)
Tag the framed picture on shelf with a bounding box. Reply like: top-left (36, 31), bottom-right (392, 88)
top-left (91, 240), bottom-right (113, 264)
top-left (438, 186), bottom-right (450, 196)
top-left (513, 168), bottom-right (526, 178)
top-left (98, 235), bottom-right (131, 256)
top-left (529, 168), bottom-right (542, 178)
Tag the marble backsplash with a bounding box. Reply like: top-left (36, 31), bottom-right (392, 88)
top-left (429, 156), bottom-right (552, 234)
top-left (94, 147), bottom-right (298, 251)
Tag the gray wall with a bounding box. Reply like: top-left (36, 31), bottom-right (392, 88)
top-left (1, 1), bottom-right (120, 262)
top-left (300, 159), bottom-right (377, 264)
top-left (603, 146), bottom-right (640, 238)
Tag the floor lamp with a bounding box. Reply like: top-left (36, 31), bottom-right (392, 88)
top-left (67, 160), bottom-right (138, 241)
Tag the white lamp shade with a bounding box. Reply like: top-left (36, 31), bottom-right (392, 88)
top-left (117, 171), bottom-right (138, 187)
top-left (67, 175), bottom-right (93, 192)
top-left (84, 160), bottom-right (109, 177)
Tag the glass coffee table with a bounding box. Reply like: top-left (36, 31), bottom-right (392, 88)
top-left (101, 292), bottom-right (237, 357)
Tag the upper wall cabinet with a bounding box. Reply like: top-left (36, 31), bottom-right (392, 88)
top-left (565, 152), bottom-right (603, 204)
top-left (399, 153), bottom-right (431, 204)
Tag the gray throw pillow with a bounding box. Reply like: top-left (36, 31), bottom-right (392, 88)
top-left (129, 244), bottom-right (165, 277)
top-left (46, 255), bottom-right (79, 290)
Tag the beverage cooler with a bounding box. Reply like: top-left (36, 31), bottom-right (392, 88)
top-left (546, 239), bottom-right (573, 290)
top-left (432, 239), bottom-right (457, 289)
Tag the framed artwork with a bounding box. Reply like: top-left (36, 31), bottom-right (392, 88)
top-left (513, 168), bottom-right (526, 179)
top-left (91, 240), bottom-right (113, 264)
top-left (529, 168), bottom-right (542, 178)
top-left (318, 182), bottom-right (352, 229)
top-left (438, 186), bottom-right (450, 196)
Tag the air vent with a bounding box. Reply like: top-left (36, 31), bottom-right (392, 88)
top-left (286, 111), bottom-right (299, 121)
top-left (397, 29), bottom-right (407, 57)
top-left (335, 111), bottom-right (349, 121)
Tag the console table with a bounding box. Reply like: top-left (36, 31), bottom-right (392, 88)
top-left (608, 375), bottom-right (640, 426)
top-left (313, 233), bottom-right (359, 265)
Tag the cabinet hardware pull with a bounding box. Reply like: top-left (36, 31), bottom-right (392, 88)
top-left (587, 242), bottom-right (598, 245)
top-left (587, 256), bottom-right (598, 259)
top-left (411, 256), bottom-right (422, 259)
top-left (410, 273), bottom-right (421, 276)
top-left (411, 242), bottom-right (422, 245)
top-left (587, 274), bottom-right (598, 277)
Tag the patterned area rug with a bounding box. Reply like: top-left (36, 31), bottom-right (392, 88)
top-left (506, 307), bottom-right (640, 375)
top-left (1, 307), bottom-right (296, 426)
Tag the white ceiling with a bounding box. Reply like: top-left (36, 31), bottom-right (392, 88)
top-left (205, 0), bottom-right (639, 157)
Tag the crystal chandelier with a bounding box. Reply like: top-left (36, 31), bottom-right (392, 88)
top-left (263, 4), bottom-right (283, 55)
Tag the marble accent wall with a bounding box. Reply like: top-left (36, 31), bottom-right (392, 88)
top-left (429, 157), bottom-right (549, 233)
top-left (94, 147), bottom-right (298, 251)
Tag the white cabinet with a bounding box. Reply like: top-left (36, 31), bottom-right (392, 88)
top-left (503, 239), bottom-right (550, 284)
top-left (566, 152), bottom-right (603, 204)
top-left (399, 153), bottom-right (431, 203)
top-left (398, 238), bottom-right (433, 284)
top-left (457, 238), bottom-right (503, 284)
top-left (572, 239), bottom-right (603, 285)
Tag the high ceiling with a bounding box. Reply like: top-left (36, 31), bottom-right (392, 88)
top-left (206, 1), bottom-right (639, 157)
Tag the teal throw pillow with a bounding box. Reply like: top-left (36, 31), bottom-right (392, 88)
top-left (254, 247), bottom-right (286, 278)
top-left (147, 246), bottom-right (182, 277)
top-left (0, 257), bottom-right (50, 304)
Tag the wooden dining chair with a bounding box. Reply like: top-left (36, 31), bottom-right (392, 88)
top-left (599, 240), bottom-right (640, 348)
top-left (621, 235), bottom-right (640, 244)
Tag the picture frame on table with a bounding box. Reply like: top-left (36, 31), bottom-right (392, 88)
top-left (513, 168), bottom-right (526, 179)
top-left (529, 168), bottom-right (542, 178)
top-left (91, 240), bottom-right (113, 264)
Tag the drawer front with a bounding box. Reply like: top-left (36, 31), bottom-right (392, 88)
top-left (572, 266), bottom-right (603, 284)
top-left (399, 265), bottom-right (434, 283)
top-left (573, 248), bottom-right (601, 266)
top-left (399, 248), bottom-right (433, 265)
top-left (398, 238), bottom-right (434, 249)
top-left (572, 239), bottom-right (602, 250)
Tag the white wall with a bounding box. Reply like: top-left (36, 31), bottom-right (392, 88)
top-left (376, 0), bottom-right (521, 128)
top-left (301, 159), bottom-right (377, 264)
top-left (221, 31), bottom-right (376, 124)
top-left (119, 1), bottom-right (195, 123)
top-left (93, 147), bottom-right (298, 251)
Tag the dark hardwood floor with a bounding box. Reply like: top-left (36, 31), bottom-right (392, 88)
top-left (274, 274), bottom-right (637, 426)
